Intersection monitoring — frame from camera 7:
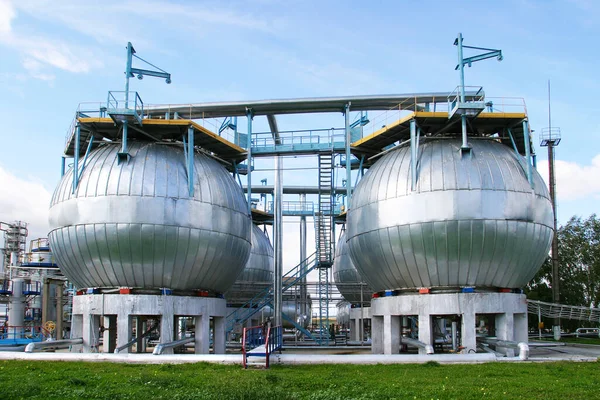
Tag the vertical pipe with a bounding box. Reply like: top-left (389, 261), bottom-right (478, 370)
top-left (72, 124), bottom-right (80, 193)
top-left (60, 157), bottom-right (65, 178)
top-left (187, 126), bottom-right (194, 197)
top-left (360, 283), bottom-right (364, 344)
top-left (246, 110), bottom-right (253, 215)
top-left (125, 42), bottom-right (133, 109)
top-left (461, 115), bottom-right (469, 150)
top-left (410, 119), bottom-right (417, 190)
top-left (122, 120), bottom-right (129, 158)
top-left (56, 284), bottom-right (63, 340)
top-left (273, 156), bottom-right (283, 327)
top-left (522, 120), bottom-right (533, 187)
top-left (299, 193), bottom-right (307, 324)
top-left (451, 320), bottom-right (458, 351)
top-left (344, 103), bottom-right (352, 207)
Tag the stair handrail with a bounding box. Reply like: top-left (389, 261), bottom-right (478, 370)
top-left (226, 251), bottom-right (317, 331)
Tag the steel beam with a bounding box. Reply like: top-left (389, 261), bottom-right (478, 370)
top-left (246, 108), bottom-right (253, 215)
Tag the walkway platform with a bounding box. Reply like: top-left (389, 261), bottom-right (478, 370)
top-left (64, 118), bottom-right (246, 163)
top-left (351, 111), bottom-right (528, 158)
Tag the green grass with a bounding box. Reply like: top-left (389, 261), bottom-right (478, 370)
top-left (0, 360), bottom-right (599, 399)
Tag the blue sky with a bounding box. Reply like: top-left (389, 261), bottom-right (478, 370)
top-left (0, 0), bottom-right (599, 256)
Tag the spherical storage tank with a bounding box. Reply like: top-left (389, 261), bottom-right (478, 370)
top-left (48, 141), bottom-right (252, 292)
top-left (333, 233), bottom-right (373, 304)
top-left (347, 139), bottom-right (553, 292)
top-left (225, 223), bottom-right (274, 304)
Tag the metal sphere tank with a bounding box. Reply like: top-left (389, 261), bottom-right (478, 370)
top-left (48, 141), bottom-right (252, 292)
top-left (347, 138), bottom-right (553, 292)
top-left (333, 233), bottom-right (373, 304)
top-left (225, 224), bottom-right (274, 304)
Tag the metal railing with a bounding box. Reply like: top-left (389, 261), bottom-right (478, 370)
top-left (251, 128), bottom-right (345, 150)
top-left (267, 201), bottom-right (314, 215)
top-left (226, 252), bottom-right (318, 333)
top-left (242, 324), bottom-right (282, 368)
top-left (527, 300), bottom-right (600, 323)
top-left (0, 325), bottom-right (46, 342)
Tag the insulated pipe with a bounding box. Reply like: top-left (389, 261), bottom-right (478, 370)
top-left (25, 338), bottom-right (83, 353)
top-left (402, 337), bottom-right (434, 355)
top-left (299, 193), bottom-right (307, 324)
top-left (153, 337), bottom-right (195, 355)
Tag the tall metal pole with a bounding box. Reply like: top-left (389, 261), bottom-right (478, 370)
top-left (344, 103), bottom-right (352, 207)
top-left (273, 156), bottom-right (283, 327)
top-left (548, 80), bottom-right (560, 321)
top-left (299, 193), bottom-right (307, 325)
top-left (456, 33), bottom-right (469, 151)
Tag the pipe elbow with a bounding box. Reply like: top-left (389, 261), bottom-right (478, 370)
top-left (518, 342), bottom-right (529, 361)
top-left (425, 345), bottom-right (434, 355)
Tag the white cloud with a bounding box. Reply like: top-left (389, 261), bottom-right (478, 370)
top-left (538, 154), bottom-right (600, 201)
top-left (0, 166), bottom-right (52, 248)
top-left (0, 0), bottom-right (15, 34)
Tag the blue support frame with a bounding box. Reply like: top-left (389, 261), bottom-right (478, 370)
top-left (522, 120), bottom-right (533, 188)
top-left (72, 123), bottom-right (80, 193)
top-left (187, 125), bottom-right (194, 196)
top-left (77, 136), bottom-right (95, 182)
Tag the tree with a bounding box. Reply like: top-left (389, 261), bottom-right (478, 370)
top-left (526, 214), bottom-right (600, 308)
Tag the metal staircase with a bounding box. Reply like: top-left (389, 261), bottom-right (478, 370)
top-left (226, 252), bottom-right (318, 335)
top-left (316, 152), bottom-right (334, 344)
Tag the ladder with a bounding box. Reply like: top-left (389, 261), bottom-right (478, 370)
top-left (316, 152), bottom-right (334, 344)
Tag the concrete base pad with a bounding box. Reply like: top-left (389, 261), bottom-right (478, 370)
top-left (71, 294), bottom-right (226, 354)
top-left (370, 293), bottom-right (528, 355)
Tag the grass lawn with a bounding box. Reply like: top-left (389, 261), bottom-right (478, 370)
top-left (0, 360), bottom-right (598, 399)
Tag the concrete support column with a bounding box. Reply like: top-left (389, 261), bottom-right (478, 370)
top-left (82, 314), bottom-right (100, 352)
top-left (418, 314), bottom-right (432, 355)
top-left (383, 315), bottom-right (400, 355)
top-left (495, 312), bottom-right (515, 356)
top-left (213, 316), bottom-right (225, 354)
top-left (371, 316), bottom-right (384, 354)
top-left (461, 312), bottom-right (477, 354)
top-left (514, 313), bottom-right (528, 343)
top-left (135, 317), bottom-right (143, 353)
top-left (195, 314), bottom-right (210, 354)
top-left (70, 315), bottom-right (83, 352)
top-left (116, 313), bottom-right (132, 354)
top-left (160, 314), bottom-right (175, 355)
top-left (103, 315), bottom-right (117, 353)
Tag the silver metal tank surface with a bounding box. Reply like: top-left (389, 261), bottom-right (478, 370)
top-left (48, 141), bottom-right (252, 292)
top-left (347, 139), bottom-right (553, 292)
top-left (225, 224), bottom-right (274, 304)
top-left (333, 233), bottom-right (373, 304)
